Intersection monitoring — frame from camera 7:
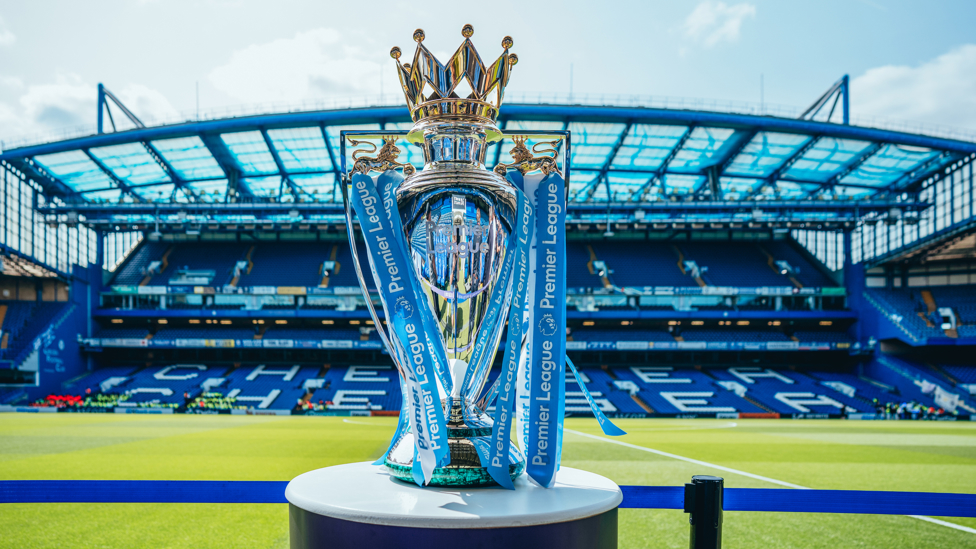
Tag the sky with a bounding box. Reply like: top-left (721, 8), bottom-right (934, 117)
top-left (1, 0), bottom-right (975, 144)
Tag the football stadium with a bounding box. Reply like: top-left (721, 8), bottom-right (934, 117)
top-left (2, 5), bottom-right (976, 549)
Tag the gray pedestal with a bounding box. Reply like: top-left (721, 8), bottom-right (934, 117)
top-left (286, 462), bottom-right (622, 549)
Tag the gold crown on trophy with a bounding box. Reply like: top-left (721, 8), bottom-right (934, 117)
top-left (391, 25), bottom-right (517, 126)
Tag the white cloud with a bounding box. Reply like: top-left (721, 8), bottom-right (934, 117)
top-left (0, 74), bottom-right (179, 143)
top-left (683, 1), bottom-right (756, 48)
top-left (851, 44), bottom-right (976, 131)
top-left (0, 16), bottom-right (15, 46)
top-left (208, 28), bottom-right (384, 104)
top-left (1, 75), bottom-right (23, 89)
top-left (19, 73), bottom-right (95, 129)
top-left (115, 84), bottom-right (181, 124)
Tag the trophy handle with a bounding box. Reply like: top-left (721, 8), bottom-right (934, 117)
top-left (492, 135), bottom-right (564, 178)
top-left (340, 174), bottom-right (407, 380)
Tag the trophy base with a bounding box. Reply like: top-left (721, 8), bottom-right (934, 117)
top-left (384, 430), bottom-right (526, 486)
top-left (286, 462), bottom-right (621, 549)
top-left (384, 457), bottom-right (525, 487)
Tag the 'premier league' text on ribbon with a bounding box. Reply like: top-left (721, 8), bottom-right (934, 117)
top-left (350, 173), bottom-right (449, 484)
top-left (527, 174), bottom-right (566, 488)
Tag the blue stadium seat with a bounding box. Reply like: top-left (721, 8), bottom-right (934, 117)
top-left (314, 365), bottom-right (401, 411)
top-left (679, 242), bottom-right (792, 288)
top-left (570, 329), bottom-right (675, 342)
top-left (145, 243), bottom-right (249, 286)
top-left (762, 241), bottom-right (836, 287)
top-left (680, 330), bottom-right (789, 342)
top-left (110, 241), bottom-right (170, 285)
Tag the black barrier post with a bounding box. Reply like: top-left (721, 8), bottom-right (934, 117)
top-left (684, 475), bottom-right (724, 549)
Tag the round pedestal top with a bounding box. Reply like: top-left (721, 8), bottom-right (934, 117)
top-left (286, 462), bottom-right (622, 529)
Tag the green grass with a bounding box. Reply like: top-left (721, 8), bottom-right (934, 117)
top-left (2, 414), bottom-right (975, 548)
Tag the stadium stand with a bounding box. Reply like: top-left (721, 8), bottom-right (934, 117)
top-left (153, 327), bottom-right (258, 340)
top-left (590, 242), bottom-right (695, 288)
top-left (238, 242), bottom-right (336, 287)
top-left (95, 327), bottom-right (150, 339)
top-left (678, 242), bottom-right (792, 288)
top-left (2, 92), bottom-right (975, 427)
top-left (941, 365), bottom-right (976, 384)
top-left (679, 330), bottom-right (790, 342)
top-left (867, 285), bottom-right (976, 339)
top-left (38, 358), bottom-right (976, 418)
top-left (708, 367), bottom-right (869, 414)
top-left (99, 365), bottom-right (225, 406)
top-left (262, 328), bottom-right (371, 340)
top-left (109, 241), bottom-right (169, 285)
top-left (762, 241), bottom-right (836, 288)
top-left (142, 243), bottom-right (249, 287)
top-left (0, 301), bottom-right (68, 361)
top-left (570, 329), bottom-right (675, 342)
top-left (793, 331), bottom-right (855, 343)
top-left (928, 285), bottom-right (976, 337)
top-left (314, 365), bottom-right (401, 411)
top-left (867, 288), bottom-right (944, 339)
top-left (611, 367), bottom-right (766, 414)
top-left (220, 364), bottom-right (320, 410)
top-left (567, 243), bottom-right (604, 288)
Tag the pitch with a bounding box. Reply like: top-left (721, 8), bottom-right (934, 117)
top-left (2, 414), bottom-right (974, 548)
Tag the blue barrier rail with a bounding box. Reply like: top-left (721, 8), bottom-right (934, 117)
top-left (2, 481), bottom-right (975, 517)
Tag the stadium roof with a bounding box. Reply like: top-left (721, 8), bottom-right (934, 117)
top-left (3, 102), bottom-right (975, 208)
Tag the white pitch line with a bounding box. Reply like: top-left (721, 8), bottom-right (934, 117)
top-left (565, 428), bottom-right (976, 535)
top-left (566, 428), bottom-right (808, 489)
top-left (623, 422), bottom-right (739, 433)
top-left (909, 516), bottom-right (976, 534)
top-left (341, 418), bottom-right (387, 426)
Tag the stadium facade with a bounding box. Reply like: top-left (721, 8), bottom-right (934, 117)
top-left (1, 83), bottom-right (975, 418)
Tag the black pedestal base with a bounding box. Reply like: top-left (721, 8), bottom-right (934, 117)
top-left (289, 503), bottom-right (617, 549)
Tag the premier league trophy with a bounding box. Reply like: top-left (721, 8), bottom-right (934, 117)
top-left (286, 25), bottom-right (625, 549)
top-left (340, 25), bottom-right (623, 489)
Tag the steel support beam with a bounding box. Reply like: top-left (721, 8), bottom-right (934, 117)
top-left (799, 75), bottom-right (849, 124)
top-left (319, 124), bottom-right (341, 184)
top-left (592, 121), bottom-right (633, 200)
top-left (748, 135), bottom-right (822, 199)
top-left (631, 125), bottom-right (695, 201)
top-left (199, 133), bottom-right (253, 202)
top-left (142, 141), bottom-right (199, 202)
top-left (97, 83), bottom-right (145, 135)
top-left (806, 142), bottom-right (884, 198)
top-left (878, 151), bottom-right (963, 197)
top-left (2, 159), bottom-right (78, 203)
top-left (693, 129), bottom-right (757, 198)
top-left (82, 149), bottom-right (145, 202)
top-left (260, 129), bottom-right (301, 201)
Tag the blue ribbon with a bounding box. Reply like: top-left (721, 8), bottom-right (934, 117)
top-left (526, 172), bottom-right (567, 488)
top-left (350, 172), bottom-right (450, 485)
top-left (462, 194), bottom-right (521, 427)
top-left (373, 387), bottom-right (409, 466)
top-left (485, 187), bottom-right (534, 489)
top-left (565, 356), bottom-right (627, 437)
top-left (375, 170), bottom-right (454, 399)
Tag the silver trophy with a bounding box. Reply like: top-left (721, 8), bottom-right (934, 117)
top-left (342, 25), bottom-right (535, 486)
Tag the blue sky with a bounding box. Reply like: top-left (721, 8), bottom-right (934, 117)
top-left (1, 0), bottom-right (975, 142)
